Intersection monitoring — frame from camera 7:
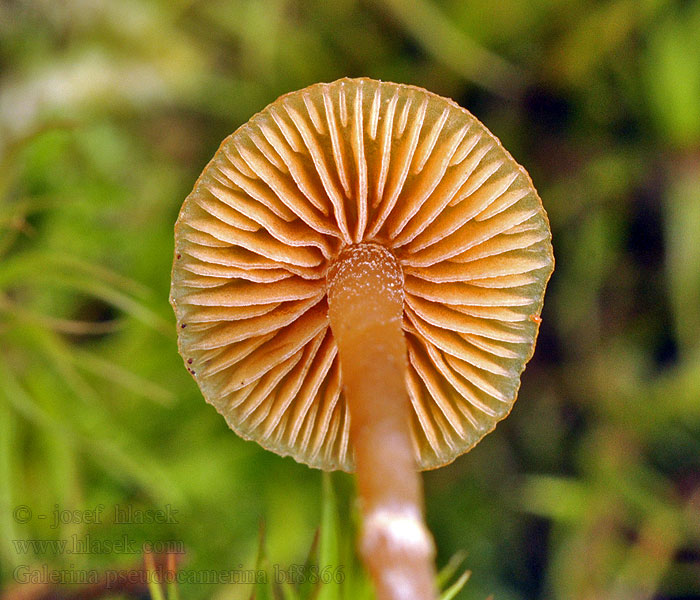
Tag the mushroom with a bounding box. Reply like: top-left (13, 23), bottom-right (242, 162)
top-left (170, 77), bottom-right (554, 600)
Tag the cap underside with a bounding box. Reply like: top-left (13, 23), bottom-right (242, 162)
top-left (170, 77), bottom-right (554, 472)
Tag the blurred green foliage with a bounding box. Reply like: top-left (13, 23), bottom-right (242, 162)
top-left (1, 1), bottom-right (700, 599)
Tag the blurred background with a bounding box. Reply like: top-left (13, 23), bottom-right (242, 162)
top-left (2, 0), bottom-right (700, 598)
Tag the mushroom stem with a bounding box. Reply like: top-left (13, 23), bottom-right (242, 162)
top-left (327, 243), bottom-right (436, 600)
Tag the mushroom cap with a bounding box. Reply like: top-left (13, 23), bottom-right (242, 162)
top-left (170, 77), bottom-right (554, 472)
